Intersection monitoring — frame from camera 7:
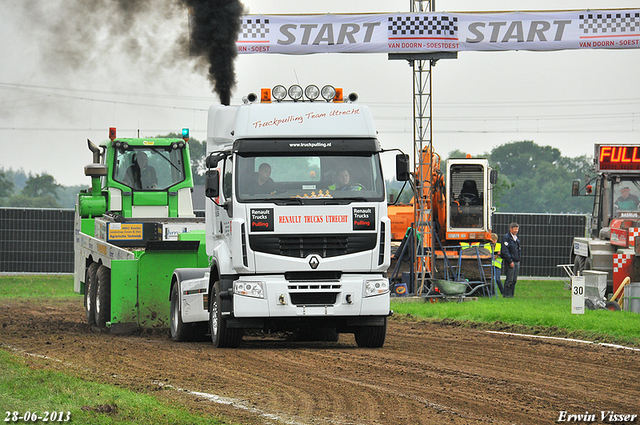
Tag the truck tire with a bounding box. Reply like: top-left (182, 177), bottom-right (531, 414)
top-left (170, 284), bottom-right (207, 342)
top-left (354, 317), bottom-right (387, 348)
top-left (209, 283), bottom-right (243, 348)
top-left (95, 265), bottom-right (111, 328)
top-left (85, 262), bottom-right (99, 326)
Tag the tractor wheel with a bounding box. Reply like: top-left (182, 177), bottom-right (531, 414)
top-left (85, 262), bottom-right (99, 326)
top-left (354, 317), bottom-right (387, 348)
top-left (605, 300), bottom-right (621, 311)
top-left (209, 283), bottom-right (243, 348)
top-left (94, 265), bottom-right (111, 328)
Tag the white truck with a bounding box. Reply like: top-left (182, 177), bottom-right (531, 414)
top-left (169, 84), bottom-right (408, 348)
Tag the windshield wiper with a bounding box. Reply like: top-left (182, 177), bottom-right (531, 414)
top-left (271, 197), bottom-right (305, 205)
top-left (151, 147), bottom-right (182, 173)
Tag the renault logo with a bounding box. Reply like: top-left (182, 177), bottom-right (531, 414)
top-left (309, 255), bottom-right (320, 269)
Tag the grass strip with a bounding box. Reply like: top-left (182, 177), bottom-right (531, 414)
top-left (0, 275), bottom-right (78, 299)
top-left (0, 349), bottom-right (227, 425)
top-left (391, 280), bottom-right (640, 347)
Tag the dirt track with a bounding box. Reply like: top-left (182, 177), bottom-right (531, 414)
top-left (1, 298), bottom-right (639, 425)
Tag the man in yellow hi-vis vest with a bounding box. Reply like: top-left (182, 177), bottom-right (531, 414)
top-left (490, 233), bottom-right (504, 296)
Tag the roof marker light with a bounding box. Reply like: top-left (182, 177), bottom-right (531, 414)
top-left (321, 85), bottom-right (336, 102)
top-left (272, 85), bottom-right (287, 102)
top-left (333, 88), bottom-right (343, 103)
top-left (261, 88), bottom-right (271, 103)
top-left (109, 127), bottom-right (116, 141)
top-left (182, 128), bottom-right (189, 142)
top-left (288, 85), bottom-right (303, 101)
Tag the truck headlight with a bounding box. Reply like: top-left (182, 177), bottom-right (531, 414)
top-left (364, 279), bottom-right (390, 297)
top-left (234, 281), bottom-right (265, 298)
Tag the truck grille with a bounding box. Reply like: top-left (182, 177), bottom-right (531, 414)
top-left (249, 233), bottom-right (376, 258)
top-left (289, 292), bottom-right (338, 306)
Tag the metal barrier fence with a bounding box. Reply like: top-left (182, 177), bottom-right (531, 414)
top-left (0, 208), bottom-right (587, 276)
top-left (493, 213), bottom-right (588, 278)
top-left (0, 208), bottom-right (75, 273)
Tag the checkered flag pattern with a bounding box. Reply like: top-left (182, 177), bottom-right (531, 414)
top-left (629, 228), bottom-right (640, 246)
top-left (579, 12), bottom-right (640, 34)
top-left (613, 253), bottom-right (633, 273)
top-left (241, 18), bottom-right (270, 39)
top-left (388, 15), bottom-right (458, 37)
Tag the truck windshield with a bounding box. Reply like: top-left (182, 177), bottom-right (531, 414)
top-left (613, 179), bottom-right (640, 213)
top-left (113, 147), bottom-right (186, 190)
top-left (236, 153), bottom-right (385, 202)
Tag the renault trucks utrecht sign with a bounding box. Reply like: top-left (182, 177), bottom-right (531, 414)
top-left (237, 9), bottom-right (640, 54)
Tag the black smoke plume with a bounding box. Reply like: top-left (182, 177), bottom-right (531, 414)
top-left (182, 0), bottom-right (244, 105)
top-left (17, 0), bottom-right (244, 105)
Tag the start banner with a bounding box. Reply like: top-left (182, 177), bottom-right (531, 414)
top-left (237, 9), bottom-right (640, 54)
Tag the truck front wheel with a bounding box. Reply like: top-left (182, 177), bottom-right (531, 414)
top-left (85, 262), bottom-right (99, 326)
top-left (209, 283), bottom-right (243, 348)
top-left (354, 317), bottom-right (387, 348)
top-left (94, 265), bottom-right (111, 328)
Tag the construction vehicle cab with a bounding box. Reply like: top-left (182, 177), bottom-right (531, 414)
top-left (445, 159), bottom-right (497, 243)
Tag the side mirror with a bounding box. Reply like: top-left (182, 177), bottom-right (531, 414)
top-left (572, 180), bottom-right (580, 197)
top-left (490, 169), bottom-right (498, 185)
top-left (205, 169), bottom-right (220, 198)
top-left (206, 153), bottom-right (226, 168)
top-left (396, 154), bottom-right (410, 181)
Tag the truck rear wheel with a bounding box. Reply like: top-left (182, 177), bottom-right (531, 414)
top-left (95, 265), bottom-right (111, 328)
top-left (210, 284), bottom-right (243, 348)
top-left (85, 262), bottom-right (99, 326)
top-left (354, 317), bottom-right (387, 348)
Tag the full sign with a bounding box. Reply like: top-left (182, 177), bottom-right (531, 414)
top-left (596, 144), bottom-right (640, 172)
top-left (238, 9), bottom-right (640, 54)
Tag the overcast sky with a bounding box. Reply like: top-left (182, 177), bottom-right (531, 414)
top-left (1, 0), bottom-right (639, 186)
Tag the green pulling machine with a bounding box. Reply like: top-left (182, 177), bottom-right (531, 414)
top-left (74, 128), bottom-right (208, 333)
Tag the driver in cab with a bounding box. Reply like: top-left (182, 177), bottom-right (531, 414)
top-left (615, 186), bottom-right (640, 211)
top-left (328, 169), bottom-right (362, 191)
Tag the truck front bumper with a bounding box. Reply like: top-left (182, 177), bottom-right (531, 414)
top-left (232, 274), bottom-right (390, 318)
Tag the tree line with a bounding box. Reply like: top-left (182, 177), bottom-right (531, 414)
top-left (2, 138), bottom-right (594, 213)
top-left (387, 140), bottom-right (593, 214)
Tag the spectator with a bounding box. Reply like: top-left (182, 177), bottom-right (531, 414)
top-left (501, 223), bottom-right (521, 298)
top-left (489, 233), bottom-right (504, 297)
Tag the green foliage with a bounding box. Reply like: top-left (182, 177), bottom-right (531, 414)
top-left (0, 171), bottom-right (15, 198)
top-left (22, 173), bottom-right (61, 199)
top-left (5, 194), bottom-right (60, 208)
top-left (486, 141), bottom-right (593, 213)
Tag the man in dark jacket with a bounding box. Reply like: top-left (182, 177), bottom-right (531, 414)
top-left (501, 222), bottom-right (521, 298)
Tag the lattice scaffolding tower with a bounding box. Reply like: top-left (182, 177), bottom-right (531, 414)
top-left (389, 0), bottom-right (457, 287)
